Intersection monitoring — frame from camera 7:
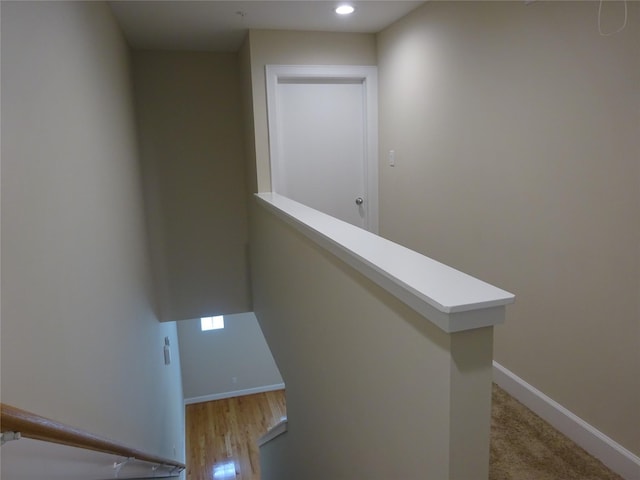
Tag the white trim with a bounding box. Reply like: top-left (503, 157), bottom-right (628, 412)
top-left (265, 64), bottom-right (379, 234)
top-left (493, 362), bottom-right (640, 480)
top-left (255, 193), bottom-right (514, 333)
top-left (257, 419), bottom-right (288, 447)
top-left (184, 383), bottom-right (285, 406)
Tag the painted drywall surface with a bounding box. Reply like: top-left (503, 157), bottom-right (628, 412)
top-left (1, 0), bottom-right (184, 464)
top-left (132, 51), bottom-right (251, 322)
top-left (251, 201), bottom-right (495, 478)
top-left (177, 312), bottom-right (283, 400)
top-left (239, 36), bottom-right (259, 198)
top-left (247, 29), bottom-right (377, 193)
top-left (377, 1), bottom-right (640, 454)
top-left (259, 431), bottom-right (293, 480)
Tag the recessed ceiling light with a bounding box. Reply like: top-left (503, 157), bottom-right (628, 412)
top-left (335, 5), bottom-right (355, 15)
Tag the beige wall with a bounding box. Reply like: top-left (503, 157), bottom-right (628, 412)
top-left (239, 36), bottom-right (259, 197)
top-left (1, 1), bottom-right (184, 461)
top-left (246, 29), bottom-right (377, 192)
top-left (251, 200), bottom-right (495, 478)
top-left (177, 312), bottom-right (282, 401)
top-left (132, 51), bottom-right (251, 321)
top-left (377, 1), bottom-right (640, 454)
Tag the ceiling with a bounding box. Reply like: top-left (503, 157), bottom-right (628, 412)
top-left (109, 1), bottom-right (426, 52)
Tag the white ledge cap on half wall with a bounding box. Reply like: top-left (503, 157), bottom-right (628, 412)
top-left (255, 193), bottom-right (515, 333)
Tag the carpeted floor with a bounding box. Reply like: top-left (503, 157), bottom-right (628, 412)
top-left (490, 384), bottom-right (623, 480)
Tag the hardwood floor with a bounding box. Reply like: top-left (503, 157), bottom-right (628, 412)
top-left (185, 391), bottom-right (286, 480)
top-left (187, 387), bottom-right (623, 480)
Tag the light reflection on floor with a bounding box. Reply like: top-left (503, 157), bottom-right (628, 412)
top-left (187, 390), bottom-right (286, 480)
top-left (213, 461), bottom-right (237, 479)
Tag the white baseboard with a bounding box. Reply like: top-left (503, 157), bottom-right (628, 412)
top-left (184, 383), bottom-right (285, 406)
top-left (493, 362), bottom-right (640, 480)
top-left (257, 419), bottom-right (288, 447)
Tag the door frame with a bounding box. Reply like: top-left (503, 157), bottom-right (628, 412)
top-left (265, 65), bottom-right (379, 233)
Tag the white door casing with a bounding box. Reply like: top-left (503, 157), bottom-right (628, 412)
top-left (266, 65), bottom-right (378, 233)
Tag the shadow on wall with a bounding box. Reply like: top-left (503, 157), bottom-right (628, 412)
top-left (177, 312), bottom-right (284, 404)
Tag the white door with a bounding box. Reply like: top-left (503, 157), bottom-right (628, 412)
top-left (266, 66), bottom-right (378, 233)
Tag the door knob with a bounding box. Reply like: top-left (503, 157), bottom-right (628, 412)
top-left (355, 197), bottom-right (364, 206)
